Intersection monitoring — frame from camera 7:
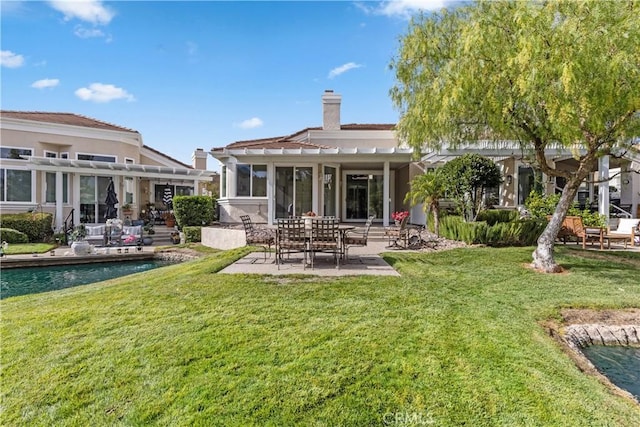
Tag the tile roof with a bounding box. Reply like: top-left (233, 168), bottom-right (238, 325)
top-left (215, 123), bottom-right (396, 151)
top-left (142, 144), bottom-right (193, 169)
top-left (0, 111), bottom-right (139, 133)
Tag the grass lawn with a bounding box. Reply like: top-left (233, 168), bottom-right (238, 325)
top-left (1, 242), bottom-right (56, 255)
top-left (2, 246), bottom-right (639, 425)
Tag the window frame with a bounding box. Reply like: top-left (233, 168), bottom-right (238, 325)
top-left (235, 163), bottom-right (267, 198)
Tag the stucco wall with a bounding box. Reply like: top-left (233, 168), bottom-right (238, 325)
top-left (201, 226), bottom-right (247, 250)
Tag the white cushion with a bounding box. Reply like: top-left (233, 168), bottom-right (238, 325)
top-left (122, 225), bottom-right (142, 236)
top-left (613, 219), bottom-right (640, 234)
top-left (86, 225), bottom-right (104, 236)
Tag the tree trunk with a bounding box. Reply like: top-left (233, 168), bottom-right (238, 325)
top-left (432, 202), bottom-right (440, 237)
top-left (531, 178), bottom-right (583, 273)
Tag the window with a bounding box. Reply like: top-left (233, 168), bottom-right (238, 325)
top-left (1, 147), bottom-right (32, 160)
top-left (221, 166), bottom-right (227, 197)
top-left (1, 168), bottom-right (32, 202)
top-left (45, 172), bottom-right (69, 203)
top-left (236, 164), bottom-right (267, 197)
top-left (77, 153), bottom-right (116, 163)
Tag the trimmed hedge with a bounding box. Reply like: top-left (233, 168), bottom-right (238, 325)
top-left (173, 196), bottom-right (215, 228)
top-left (0, 213), bottom-right (53, 242)
top-left (182, 226), bottom-right (201, 243)
top-left (430, 214), bottom-right (546, 246)
top-left (0, 228), bottom-right (29, 244)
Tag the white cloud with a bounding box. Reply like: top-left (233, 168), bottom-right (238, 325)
top-left (1, 50), bottom-right (25, 68)
top-left (358, 0), bottom-right (451, 18)
top-left (48, 0), bottom-right (115, 25)
top-left (235, 117), bottom-right (264, 129)
top-left (31, 78), bottom-right (60, 89)
top-left (74, 25), bottom-right (105, 39)
top-left (75, 83), bottom-right (135, 103)
top-left (328, 62), bottom-right (363, 79)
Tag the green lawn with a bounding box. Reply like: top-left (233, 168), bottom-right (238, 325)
top-left (2, 246), bottom-right (639, 426)
top-left (1, 242), bottom-right (56, 255)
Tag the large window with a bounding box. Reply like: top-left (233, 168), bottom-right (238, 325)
top-left (80, 175), bottom-right (110, 223)
top-left (236, 164), bottom-right (267, 197)
top-left (1, 169), bottom-right (32, 202)
top-left (44, 152), bottom-right (69, 203)
top-left (45, 172), bottom-right (69, 203)
top-left (1, 147), bottom-right (32, 160)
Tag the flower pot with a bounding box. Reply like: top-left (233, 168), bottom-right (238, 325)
top-left (142, 236), bottom-right (153, 246)
top-left (71, 240), bottom-right (92, 256)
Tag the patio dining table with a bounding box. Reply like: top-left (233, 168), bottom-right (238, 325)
top-left (272, 220), bottom-right (355, 267)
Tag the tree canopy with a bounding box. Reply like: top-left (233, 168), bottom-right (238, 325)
top-left (390, 0), bottom-right (640, 272)
top-left (390, 0), bottom-right (639, 162)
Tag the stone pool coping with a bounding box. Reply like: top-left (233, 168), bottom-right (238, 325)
top-left (0, 247), bottom-right (199, 269)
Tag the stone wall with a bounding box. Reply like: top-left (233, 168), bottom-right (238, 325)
top-left (563, 324), bottom-right (640, 351)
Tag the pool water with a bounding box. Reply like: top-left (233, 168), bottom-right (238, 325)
top-left (1, 260), bottom-right (177, 299)
top-left (581, 345), bottom-right (640, 400)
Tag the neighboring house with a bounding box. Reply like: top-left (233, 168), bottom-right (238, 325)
top-left (211, 90), bottom-right (640, 226)
top-left (0, 111), bottom-right (219, 231)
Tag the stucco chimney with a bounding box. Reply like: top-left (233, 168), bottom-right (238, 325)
top-left (322, 90), bottom-right (341, 131)
top-left (192, 148), bottom-right (207, 170)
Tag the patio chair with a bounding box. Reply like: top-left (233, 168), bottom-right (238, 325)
top-left (276, 217), bottom-right (308, 269)
top-left (384, 215), bottom-right (409, 248)
top-left (309, 218), bottom-right (340, 269)
top-left (240, 215), bottom-right (275, 260)
top-left (604, 218), bottom-right (640, 249)
top-left (343, 215), bottom-right (375, 261)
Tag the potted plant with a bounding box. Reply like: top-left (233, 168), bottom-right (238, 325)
top-left (70, 224), bottom-right (92, 255)
top-left (164, 211), bottom-right (176, 227)
top-left (143, 222), bottom-right (154, 245)
top-left (122, 203), bottom-right (133, 217)
top-left (391, 210), bottom-right (409, 226)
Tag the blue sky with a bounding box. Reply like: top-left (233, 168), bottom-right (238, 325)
top-left (1, 0), bottom-right (454, 170)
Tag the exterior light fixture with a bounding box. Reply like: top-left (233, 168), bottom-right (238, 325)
top-left (506, 175), bottom-right (513, 185)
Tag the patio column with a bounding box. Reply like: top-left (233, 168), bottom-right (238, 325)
top-left (55, 170), bottom-right (64, 230)
top-left (267, 164), bottom-right (274, 225)
top-left (598, 156), bottom-right (610, 221)
top-left (383, 161), bottom-right (390, 227)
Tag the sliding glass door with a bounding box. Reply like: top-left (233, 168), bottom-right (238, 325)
top-left (275, 166), bottom-right (313, 219)
top-left (344, 173), bottom-right (383, 221)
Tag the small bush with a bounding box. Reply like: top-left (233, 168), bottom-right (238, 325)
top-left (0, 213), bottom-right (53, 242)
top-left (0, 228), bottom-right (30, 244)
top-left (183, 226), bottom-right (201, 243)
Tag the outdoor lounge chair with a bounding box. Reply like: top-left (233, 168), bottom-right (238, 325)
top-left (343, 215), bottom-right (375, 261)
top-left (550, 215), bottom-right (604, 249)
top-left (603, 218), bottom-right (640, 249)
top-left (240, 215), bottom-right (275, 260)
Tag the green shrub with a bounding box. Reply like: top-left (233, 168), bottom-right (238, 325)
top-left (525, 192), bottom-right (606, 227)
top-left (435, 214), bottom-right (546, 246)
top-left (0, 228), bottom-right (29, 244)
top-left (183, 226), bottom-right (201, 243)
top-left (0, 213), bottom-right (53, 242)
top-left (173, 196), bottom-right (215, 228)
top-left (476, 209), bottom-right (519, 225)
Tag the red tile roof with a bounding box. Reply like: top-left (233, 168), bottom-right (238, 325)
top-left (215, 123), bottom-right (396, 151)
top-left (0, 111), bottom-right (139, 133)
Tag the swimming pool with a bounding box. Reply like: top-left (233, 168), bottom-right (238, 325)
top-left (1, 260), bottom-right (177, 299)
